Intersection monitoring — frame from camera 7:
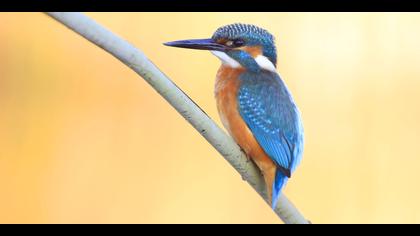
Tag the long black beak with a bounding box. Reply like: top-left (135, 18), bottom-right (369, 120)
top-left (163, 38), bottom-right (227, 51)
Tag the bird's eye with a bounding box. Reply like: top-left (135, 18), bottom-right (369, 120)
top-left (225, 39), bottom-right (245, 48)
top-left (233, 39), bottom-right (245, 47)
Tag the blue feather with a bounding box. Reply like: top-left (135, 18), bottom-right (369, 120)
top-left (238, 70), bottom-right (304, 207)
top-left (272, 170), bottom-right (287, 209)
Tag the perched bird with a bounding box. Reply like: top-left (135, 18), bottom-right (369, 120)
top-left (164, 23), bottom-right (304, 209)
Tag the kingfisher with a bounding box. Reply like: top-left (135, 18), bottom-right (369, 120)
top-left (164, 23), bottom-right (304, 209)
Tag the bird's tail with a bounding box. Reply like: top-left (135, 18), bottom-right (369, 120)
top-left (271, 169), bottom-right (288, 209)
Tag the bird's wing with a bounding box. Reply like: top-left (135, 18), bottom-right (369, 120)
top-left (238, 71), bottom-right (303, 177)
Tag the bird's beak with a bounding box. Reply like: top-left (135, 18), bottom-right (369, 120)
top-left (163, 38), bottom-right (227, 52)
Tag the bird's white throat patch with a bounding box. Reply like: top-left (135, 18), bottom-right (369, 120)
top-left (211, 51), bottom-right (277, 73)
top-left (210, 51), bottom-right (241, 68)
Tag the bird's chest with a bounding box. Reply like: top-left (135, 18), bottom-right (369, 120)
top-left (214, 66), bottom-right (244, 134)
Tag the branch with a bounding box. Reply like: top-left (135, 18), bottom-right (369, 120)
top-left (45, 12), bottom-right (309, 224)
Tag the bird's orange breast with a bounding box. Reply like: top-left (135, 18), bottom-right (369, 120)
top-left (214, 66), bottom-right (277, 177)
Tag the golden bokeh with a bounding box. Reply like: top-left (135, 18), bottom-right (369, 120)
top-left (1, 12), bottom-right (420, 223)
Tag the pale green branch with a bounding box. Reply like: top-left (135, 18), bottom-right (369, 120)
top-left (45, 12), bottom-right (309, 224)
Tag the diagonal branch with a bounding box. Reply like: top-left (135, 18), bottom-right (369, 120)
top-left (45, 12), bottom-right (309, 224)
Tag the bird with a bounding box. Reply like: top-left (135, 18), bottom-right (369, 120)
top-left (164, 23), bottom-right (304, 209)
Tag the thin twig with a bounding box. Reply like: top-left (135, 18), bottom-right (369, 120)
top-left (45, 12), bottom-right (309, 224)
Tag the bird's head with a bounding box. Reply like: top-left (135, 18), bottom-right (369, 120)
top-left (164, 23), bottom-right (277, 73)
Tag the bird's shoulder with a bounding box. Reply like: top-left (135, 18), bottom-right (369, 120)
top-left (238, 70), bottom-right (298, 120)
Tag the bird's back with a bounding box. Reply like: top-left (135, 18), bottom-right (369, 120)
top-left (238, 70), bottom-right (304, 174)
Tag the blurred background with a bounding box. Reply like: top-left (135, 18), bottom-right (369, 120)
top-left (1, 12), bottom-right (420, 223)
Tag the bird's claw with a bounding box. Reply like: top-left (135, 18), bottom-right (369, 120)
top-left (240, 147), bottom-right (251, 162)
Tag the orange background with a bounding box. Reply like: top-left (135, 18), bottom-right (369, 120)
top-left (1, 13), bottom-right (420, 223)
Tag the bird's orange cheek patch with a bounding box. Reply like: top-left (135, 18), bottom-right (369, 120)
top-left (240, 46), bottom-right (263, 58)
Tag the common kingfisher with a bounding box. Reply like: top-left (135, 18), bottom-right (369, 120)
top-left (164, 23), bottom-right (304, 209)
